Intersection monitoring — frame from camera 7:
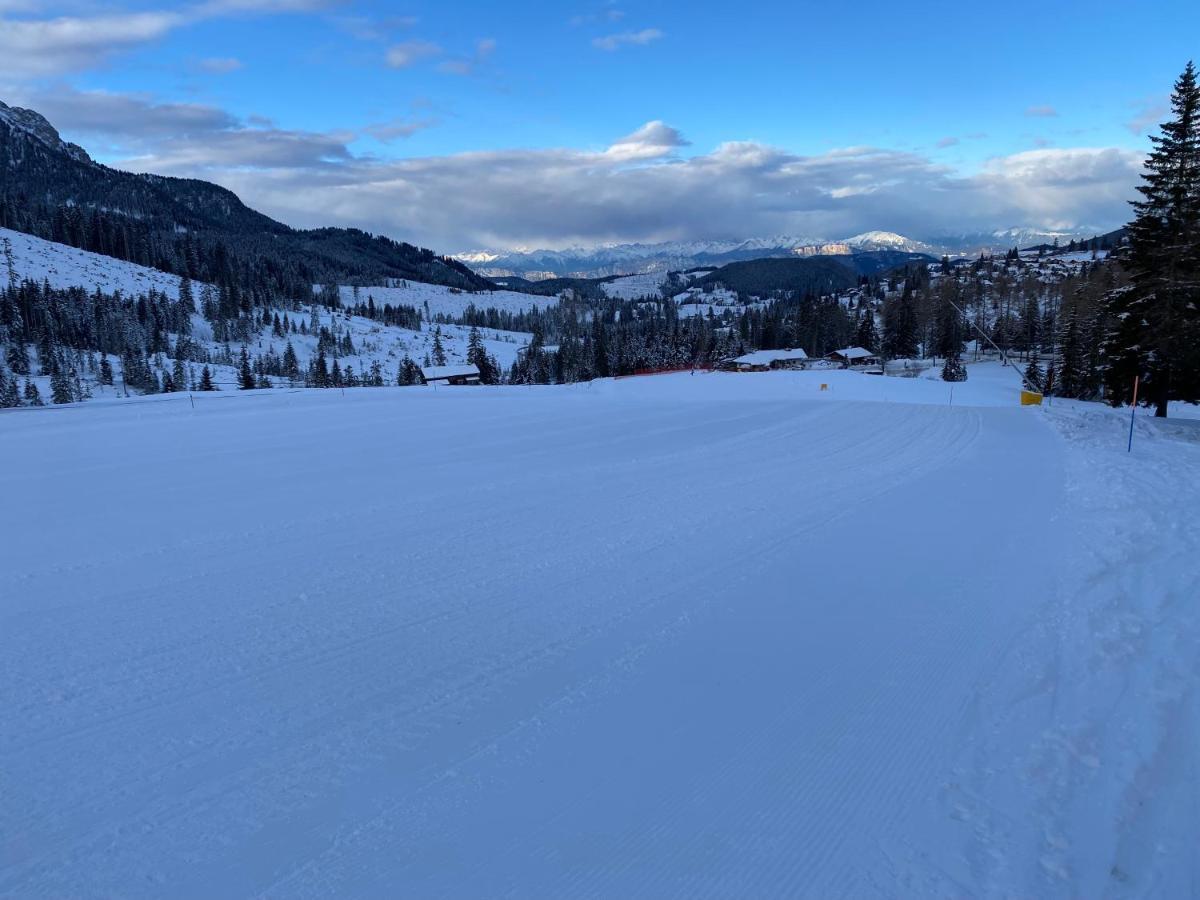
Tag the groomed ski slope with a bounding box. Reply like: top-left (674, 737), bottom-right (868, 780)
top-left (2, 369), bottom-right (1196, 897)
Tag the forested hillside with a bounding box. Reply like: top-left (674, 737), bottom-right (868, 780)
top-left (0, 101), bottom-right (493, 300)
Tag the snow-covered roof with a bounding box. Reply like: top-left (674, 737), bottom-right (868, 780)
top-left (829, 347), bottom-right (876, 360)
top-left (732, 348), bottom-right (809, 365)
top-left (421, 364), bottom-right (480, 380)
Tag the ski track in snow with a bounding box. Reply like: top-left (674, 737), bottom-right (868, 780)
top-left (1, 374), bottom-right (1196, 897)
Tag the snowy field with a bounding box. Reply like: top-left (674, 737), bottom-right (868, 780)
top-left (1, 226), bottom-right (189, 299)
top-left (332, 282), bottom-right (549, 317)
top-left (599, 272), bottom-right (668, 300)
top-left (2, 369), bottom-right (1197, 897)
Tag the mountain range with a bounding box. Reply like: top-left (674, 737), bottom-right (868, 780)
top-left (457, 227), bottom-right (1115, 280)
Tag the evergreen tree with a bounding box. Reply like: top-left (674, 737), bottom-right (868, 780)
top-left (933, 297), bottom-right (965, 361)
top-left (854, 309), bottom-right (878, 354)
top-left (397, 355), bottom-right (422, 386)
top-left (1023, 353), bottom-right (1045, 393)
top-left (172, 350), bottom-right (186, 392)
top-left (0, 369), bottom-right (19, 407)
top-left (431, 327), bottom-right (447, 367)
top-left (282, 341), bottom-right (300, 383)
top-left (23, 379), bottom-right (43, 406)
top-left (50, 366), bottom-right (74, 404)
top-left (199, 365), bottom-right (217, 391)
top-left (941, 353), bottom-right (968, 382)
top-left (238, 347), bottom-right (255, 389)
top-left (1103, 61), bottom-right (1200, 416)
top-left (312, 348), bottom-right (329, 387)
top-left (592, 316), bottom-right (610, 377)
top-left (5, 343), bottom-right (29, 375)
top-left (883, 284), bottom-right (920, 359)
top-left (1057, 303), bottom-right (1096, 398)
top-left (98, 355), bottom-right (114, 386)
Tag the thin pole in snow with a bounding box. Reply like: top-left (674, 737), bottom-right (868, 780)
top-left (949, 384), bottom-right (954, 407)
top-left (188, 392), bottom-right (195, 410)
top-left (1127, 375), bottom-right (1140, 453)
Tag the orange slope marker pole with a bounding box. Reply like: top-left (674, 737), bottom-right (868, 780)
top-left (1128, 375), bottom-right (1140, 453)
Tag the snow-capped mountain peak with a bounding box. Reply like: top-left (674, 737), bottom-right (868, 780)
top-left (841, 231), bottom-right (932, 253)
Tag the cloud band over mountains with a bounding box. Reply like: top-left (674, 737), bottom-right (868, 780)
top-left (7, 87), bottom-right (1142, 252)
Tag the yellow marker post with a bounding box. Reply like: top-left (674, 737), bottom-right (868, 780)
top-left (1020, 390), bottom-right (1043, 406)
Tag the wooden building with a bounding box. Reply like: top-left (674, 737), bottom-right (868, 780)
top-left (729, 349), bottom-right (810, 372)
top-left (421, 364), bottom-right (481, 386)
top-left (825, 347), bottom-right (881, 368)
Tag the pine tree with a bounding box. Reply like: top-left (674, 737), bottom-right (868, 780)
top-left (199, 365), bottom-right (217, 391)
top-left (397, 355), bottom-right (422, 386)
top-left (855, 309), bottom-right (878, 354)
top-left (933, 297), bottom-right (965, 361)
top-left (883, 284), bottom-right (920, 359)
top-left (5, 343), bottom-right (29, 376)
top-left (282, 341), bottom-right (300, 383)
top-left (312, 348), bottom-right (329, 387)
top-left (178, 275), bottom-right (194, 314)
top-left (1023, 353), bottom-right (1045, 393)
top-left (238, 347), bottom-right (255, 390)
top-left (1057, 303), bottom-right (1097, 398)
top-left (23, 379), bottom-right (43, 406)
top-left (99, 355), bottom-right (114, 386)
top-left (0, 369), bottom-right (19, 408)
top-left (941, 353), bottom-right (967, 382)
top-left (50, 366), bottom-right (74, 404)
top-left (1103, 61), bottom-right (1200, 416)
top-left (432, 327), bottom-right (447, 367)
top-left (591, 315), bottom-right (610, 377)
top-left (1018, 296), bottom-right (1041, 358)
top-left (172, 351), bottom-right (186, 392)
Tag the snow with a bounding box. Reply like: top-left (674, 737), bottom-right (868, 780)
top-left (2, 367), bottom-right (1196, 896)
top-left (599, 272), bottom-right (667, 300)
top-left (333, 282), bottom-right (550, 317)
top-left (1, 226), bottom-right (190, 299)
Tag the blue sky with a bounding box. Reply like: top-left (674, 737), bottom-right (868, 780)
top-left (1, 0), bottom-right (1196, 250)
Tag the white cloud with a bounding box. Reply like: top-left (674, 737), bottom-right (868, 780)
top-left (0, 0), bottom-right (336, 77)
top-left (198, 56), bottom-right (244, 73)
top-left (1126, 98), bottom-right (1167, 135)
top-left (593, 28), bottom-right (662, 51)
top-left (435, 37), bottom-right (496, 76)
top-left (1025, 105), bottom-right (1059, 118)
top-left (21, 86), bottom-right (1141, 252)
top-left (365, 117), bottom-right (439, 142)
top-left (385, 40), bottom-right (442, 68)
top-left (604, 120), bottom-right (688, 161)
top-left (0, 11), bottom-right (183, 76)
top-left (570, 6), bottom-right (626, 26)
top-left (129, 130), bottom-right (1139, 252)
top-left (332, 14), bottom-right (419, 42)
